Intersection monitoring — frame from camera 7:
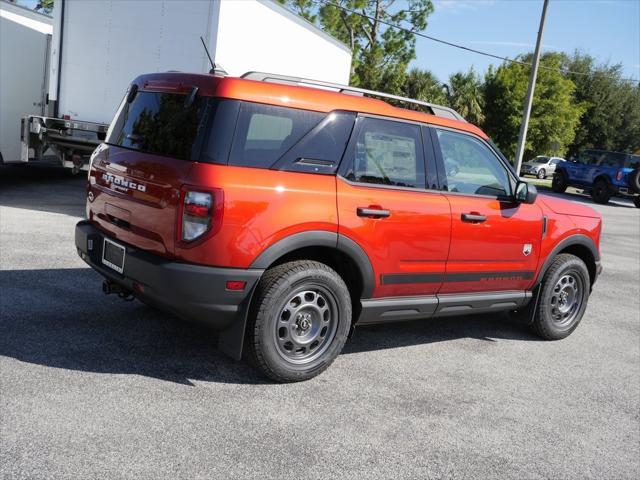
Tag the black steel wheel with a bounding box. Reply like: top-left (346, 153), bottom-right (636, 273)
top-left (247, 260), bottom-right (351, 382)
top-left (591, 179), bottom-right (611, 204)
top-left (552, 171), bottom-right (568, 193)
top-left (532, 254), bottom-right (590, 340)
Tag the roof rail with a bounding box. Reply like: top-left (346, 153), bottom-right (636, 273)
top-left (241, 71), bottom-right (466, 122)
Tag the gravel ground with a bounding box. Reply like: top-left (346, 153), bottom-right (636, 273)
top-left (1, 164), bottom-right (639, 479)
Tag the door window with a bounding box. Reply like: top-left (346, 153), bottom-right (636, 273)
top-left (576, 151), bottom-right (602, 165)
top-left (435, 129), bottom-right (511, 197)
top-left (343, 117), bottom-right (425, 188)
top-left (599, 152), bottom-right (625, 168)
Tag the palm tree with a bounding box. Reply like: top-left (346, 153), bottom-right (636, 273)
top-left (402, 68), bottom-right (448, 108)
top-left (446, 67), bottom-right (485, 126)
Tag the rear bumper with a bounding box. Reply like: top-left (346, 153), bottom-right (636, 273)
top-left (75, 220), bottom-right (263, 330)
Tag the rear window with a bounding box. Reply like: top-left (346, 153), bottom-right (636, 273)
top-left (229, 103), bottom-right (325, 168)
top-left (107, 90), bottom-right (211, 161)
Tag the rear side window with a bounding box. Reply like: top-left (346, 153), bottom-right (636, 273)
top-left (229, 103), bottom-right (325, 168)
top-left (627, 156), bottom-right (640, 169)
top-left (273, 111), bottom-right (356, 174)
top-left (107, 90), bottom-right (211, 161)
top-left (343, 117), bottom-right (425, 188)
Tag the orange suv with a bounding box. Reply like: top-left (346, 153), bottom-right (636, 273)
top-left (75, 71), bottom-right (602, 382)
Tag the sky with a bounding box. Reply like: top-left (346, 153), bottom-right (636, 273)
top-left (416, 0), bottom-right (640, 82)
top-left (16, 0), bottom-right (640, 82)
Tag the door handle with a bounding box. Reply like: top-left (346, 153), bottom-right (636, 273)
top-left (357, 207), bottom-right (390, 218)
top-left (461, 213), bottom-right (487, 223)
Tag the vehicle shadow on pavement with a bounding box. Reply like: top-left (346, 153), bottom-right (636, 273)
top-left (0, 164), bottom-right (87, 218)
top-left (0, 267), bottom-right (540, 385)
top-left (344, 313), bottom-right (539, 355)
top-left (0, 267), bottom-right (268, 385)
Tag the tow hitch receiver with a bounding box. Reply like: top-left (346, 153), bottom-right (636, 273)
top-left (102, 280), bottom-right (134, 301)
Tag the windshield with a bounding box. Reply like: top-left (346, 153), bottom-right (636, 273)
top-left (533, 156), bottom-right (549, 163)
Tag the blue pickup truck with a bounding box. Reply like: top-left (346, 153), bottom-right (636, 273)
top-left (552, 149), bottom-right (640, 208)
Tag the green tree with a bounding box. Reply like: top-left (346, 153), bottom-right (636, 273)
top-left (562, 52), bottom-right (640, 156)
top-left (401, 68), bottom-right (447, 107)
top-left (483, 52), bottom-right (584, 161)
top-left (278, 0), bottom-right (434, 94)
top-left (445, 67), bottom-right (484, 126)
top-left (34, 0), bottom-right (53, 14)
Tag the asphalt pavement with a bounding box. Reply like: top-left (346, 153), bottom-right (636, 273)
top-left (1, 164), bottom-right (638, 479)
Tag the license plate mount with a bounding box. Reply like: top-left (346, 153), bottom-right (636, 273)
top-left (102, 238), bottom-right (126, 274)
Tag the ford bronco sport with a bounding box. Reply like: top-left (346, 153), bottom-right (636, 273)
top-left (75, 71), bottom-right (603, 382)
top-left (552, 149), bottom-right (640, 207)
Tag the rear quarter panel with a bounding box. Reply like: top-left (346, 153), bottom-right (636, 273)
top-left (177, 164), bottom-right (338, 268)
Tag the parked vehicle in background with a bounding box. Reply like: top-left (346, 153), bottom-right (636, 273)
top-left (75, 70), bottom-right (603, 382)
top-left (552, 149), bottom-right (640, 207)
top-left (12, 0), bottom-right (351, 172)
top-left (520, 155), bottom-right (564, 179)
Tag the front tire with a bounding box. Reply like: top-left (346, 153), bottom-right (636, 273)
top-left (531, 254), bottom-right (590, 340)
top-left (591, 179), bottom-right (610, 204)
top-left (633, 196), bottom-right (640, 208)
top-left (537, 168), bottom-right (546, 179)
top-left (247, 260), bottom-right (352, 382)
top-left (552, 171), bottom-right (567, 193)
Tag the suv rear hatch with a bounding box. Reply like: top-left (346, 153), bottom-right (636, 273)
top-left (88, 79), bottom-right (213, 257)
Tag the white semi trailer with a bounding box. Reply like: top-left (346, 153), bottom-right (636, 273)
top-left (0, 1), bottom-right (52, 164)
top-left (12, 0), bottom-right (351, 172)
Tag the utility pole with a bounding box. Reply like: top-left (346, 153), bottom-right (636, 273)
top-left (514, 0), bottom-right (550, 177)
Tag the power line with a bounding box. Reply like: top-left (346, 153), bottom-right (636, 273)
top-left (313, 0), bottom-right (639, 83)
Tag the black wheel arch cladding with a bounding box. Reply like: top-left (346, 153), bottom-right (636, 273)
top-left (535, 234), bottom-right (600, 288)
top-left (249, 230), bottom-right (375, 299)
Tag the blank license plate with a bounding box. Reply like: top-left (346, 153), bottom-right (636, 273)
top-left (102, 238), bottom-right (126, 274)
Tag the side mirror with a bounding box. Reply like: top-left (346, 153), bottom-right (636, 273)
top-left (515, 181), bottom-right (537, 204)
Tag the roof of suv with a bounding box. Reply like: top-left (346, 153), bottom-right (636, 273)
top-left (135, 72), bottom-right (488, 139)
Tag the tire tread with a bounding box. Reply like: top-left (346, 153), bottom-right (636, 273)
top-left (247, 260), bottom-right (350, 382)
top-left (532, 253), bottom-right (588, 340)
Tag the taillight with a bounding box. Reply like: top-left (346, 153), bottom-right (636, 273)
top-left (178, 187), bottom-right (223, 245)
top-left (616, 170), bottom-right (623, 181)
top-left (181, 191), bottom-right (212, 242)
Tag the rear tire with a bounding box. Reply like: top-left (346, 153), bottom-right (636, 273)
top-left (552, 171), bottom-right (567, 193)
top-left (629, 168), bottom-right (640, 194)
top-left (591, 179), bottom-right (610, 204)
top-left (531, 254), bottom-right (590, 340)
top-left (633, 196), bottom-right (640, 208)
top-left (537, 168), bottom-right (546, 179)
top-left (247, 260), bottom-right (351, 382)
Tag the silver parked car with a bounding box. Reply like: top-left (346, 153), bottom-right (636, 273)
top-left (520, 155), bottom-right (564, 179)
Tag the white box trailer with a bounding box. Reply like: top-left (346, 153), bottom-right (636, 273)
top-left (0, 1), bottom-right (52, 163)
top-left (19, 0), bottom-right (351, 172)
